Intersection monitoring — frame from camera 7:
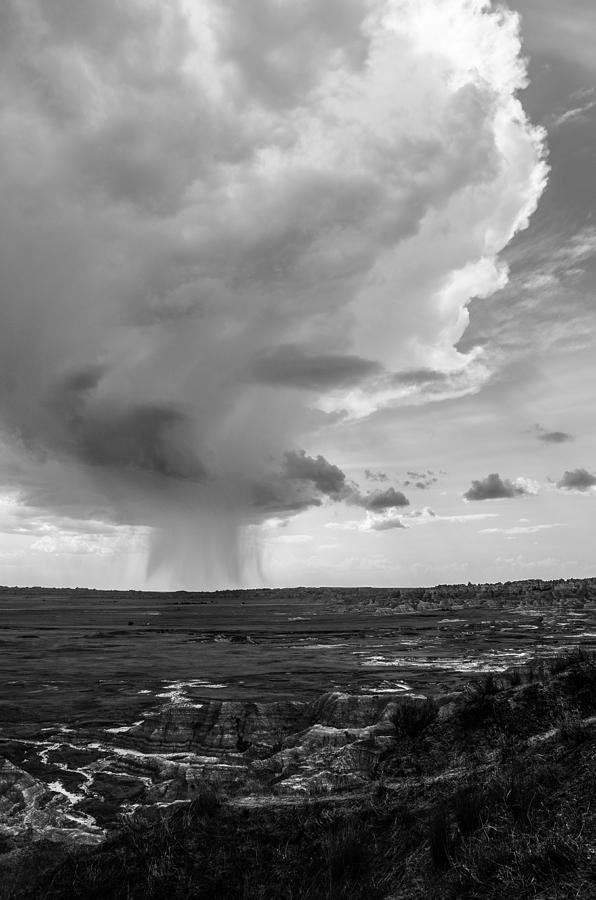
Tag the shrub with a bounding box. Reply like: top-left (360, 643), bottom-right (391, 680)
top-left (563, 654), bottom-right (596, 695)
top-left (475, 672), bottom-right (501, 696)
top-left (189, 787), bottom-right (221, 819)
top-left (390, 699), bottom-right (438, 738)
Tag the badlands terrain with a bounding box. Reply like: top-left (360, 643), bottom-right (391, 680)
top-left (0, 578), bottom-right (595, 898)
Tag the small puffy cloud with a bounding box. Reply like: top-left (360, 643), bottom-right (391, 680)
top-left (364, 469), bottom-right (389, 483)
top-left (403, 470), bottom-right (438, 489)
top-left (533, 424), bottom-right (573, 444)
top-left (540, 431), bottom-right (574, 444)
top-left (463, 473), bottom-right (534, 501)
top-left (406, 507), bottom-right (438, 521)
top-left (256, 450), bottom-right (348, 514)
top-left (366, 511), bottom-right (406, 531)
top-left (556, 468), bottom-right (596, 492)
top-left (282, 450), bottom-right (346, 498)
top-left (359, 486), bottom-right (409, 511)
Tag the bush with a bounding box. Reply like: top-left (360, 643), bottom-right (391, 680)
top-left (475, 672), bottom-right (501, 696)
top-left (562, 654), bottom-right (596, 695)
top-left (189, 787), bottom-right (221, 819)
top-left (390, 699), bottom-right (438, 738)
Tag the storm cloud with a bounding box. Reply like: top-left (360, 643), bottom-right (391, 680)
top-left (464, 473), bottom-right (533, 501)
top-left (0, 0), bottom-right (547, 587)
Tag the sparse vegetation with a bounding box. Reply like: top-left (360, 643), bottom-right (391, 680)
top-left (389, 698), bottom-right (438, 737)
top-left (452, 784), bottom-right (486, 836)
top-left (559, 712), bottom-right (591, 744)
top-left (2, 651), bottom-right (595, 899)
top-left (428, 805), bottom-right (452, 870)
top-left (550, 646), bottom-right (589, 675)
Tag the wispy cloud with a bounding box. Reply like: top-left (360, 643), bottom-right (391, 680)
top-left (480, 523), bottom-right (564, 536)
top-left (549, 97), bottom-right (596, 130)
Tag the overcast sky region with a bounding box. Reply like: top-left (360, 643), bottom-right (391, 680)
top-left (0, 0), bottom-right (595, 590)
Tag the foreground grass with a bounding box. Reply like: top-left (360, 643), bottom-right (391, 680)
top-left (2, 650), bottom-right (595, 899)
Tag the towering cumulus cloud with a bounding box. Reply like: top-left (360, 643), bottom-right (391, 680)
top-left (0, 0), bottom-right (547, 587)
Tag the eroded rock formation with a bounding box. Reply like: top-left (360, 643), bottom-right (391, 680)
top-left (0, 757), bottom-right (103, 849)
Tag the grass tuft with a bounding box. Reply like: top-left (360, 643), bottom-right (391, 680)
top-left (428, 806), bottom-right (452, 871)
top-left (389, 699), bottom-right (438, 738)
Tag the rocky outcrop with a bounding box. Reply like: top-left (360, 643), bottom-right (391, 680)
top-left (274, 770), bottom-right (367, 796)
top-left (307, 691), bottom-right (398, 729)
top-left (123, 698), bottom-right (308, 753)
top-left (0, 689), bottom-right (451, 834)
top-left (72, 692), bottom-right (412, 809)
top-left (121, 691), bottom-right (406, 756)
top-left (0, 757), bottom-right (102, 850)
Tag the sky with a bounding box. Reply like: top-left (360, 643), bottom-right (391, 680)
top-left (0, 0), bottom-right (594, 591)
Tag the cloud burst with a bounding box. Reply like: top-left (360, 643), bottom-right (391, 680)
top-left (0, 0), bottom-right (547, 586)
